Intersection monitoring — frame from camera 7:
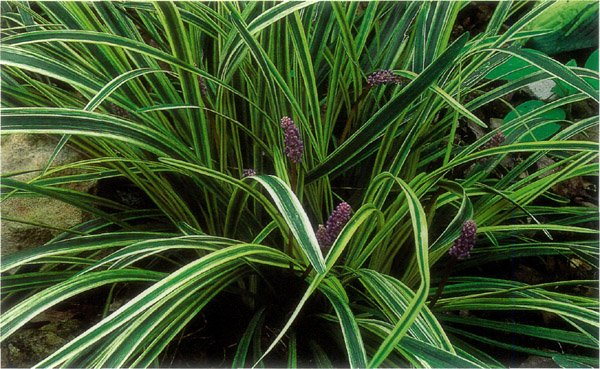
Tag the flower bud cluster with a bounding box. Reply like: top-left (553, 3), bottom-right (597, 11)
top-left (479, 131), bottom-right (505, 163)
top-left (449, 220), bottom-right (477, 259)
top-left (242, 169), bottom-right (256, 178)
top-left (198, 76), bottom-right (208, 97)
top-left (194, 63), bottom-right (208, 97)
top-left (367, 70), bottom-right (402, 87)
top-left (281, 116), bottom-right (304, 163)
top-left (111, 103), bottom-right (130, 119)
top-left (316, 225), bottom-right (330, 248)
top-left (316, 202), bottom-right (352, 248)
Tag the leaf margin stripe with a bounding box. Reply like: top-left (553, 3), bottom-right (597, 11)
top-left (369, 176), bottom-right (430, 368)
top-left (249, 175), bottom-right (326, 275)
top-left (320, 280), bottom-right (368, 369)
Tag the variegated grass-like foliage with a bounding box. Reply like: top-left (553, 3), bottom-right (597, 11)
top-left (1, 1), bottom-right (598, 368)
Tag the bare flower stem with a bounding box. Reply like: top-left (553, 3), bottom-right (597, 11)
top-left (290, 163), bottom-right (297, 194)
top-left (340, 86), bottom-right (372, 144)
top-left (429, 256), bottom-right (457, 309)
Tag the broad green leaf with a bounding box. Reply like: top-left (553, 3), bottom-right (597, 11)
top-left (524, 1), bottom-right (597, 34)
top-left (502, 100), bottom-right (564, 142)
top-left (585, 49), bottom-right (599, 72)
top-left (584, 49), bottom-right (599, 90)
top-left (524, 1), bottom-right (599, 54)
top-left (488, 47), bottom-right (599, 102)
top-left (484, 48), bottom-right (546, 80)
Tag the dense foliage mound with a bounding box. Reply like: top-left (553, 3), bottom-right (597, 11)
top-left (1, 1), bottom-right (598, 367)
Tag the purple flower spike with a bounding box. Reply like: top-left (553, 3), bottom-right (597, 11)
top-left (326, 202), bottom-right (352, 241)
top-left (489, 131), bottom-right (506, 147)
top-left (198, 76), bottom-right (208, 97)
top-left (111, 103), bottom-right (130, 119)
top-left (194, 63), bottom-right (208, 97)
top-left (317, 202), bottom-right (352, 248)
top-left (316, 225), bottom-right (332, 248)
top-left (281, 116), bottom-right (304, 163)
top-left (242, 168), bottom-right (256, 178)
top-left (449, 220), bottom-right (477, 259)
top-left (479, 131), bottom-right (505, 163)
top-left (367, 70), bottom-right (402, 87)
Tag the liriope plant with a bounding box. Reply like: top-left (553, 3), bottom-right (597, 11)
top-left (1, 1), bottom-right (598, 367)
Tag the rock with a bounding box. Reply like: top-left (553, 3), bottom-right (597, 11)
top-left (1, 134), bottom-right (96, 256)
top-left (524, 79), bottom-right (557, 101)
top-left (552, 176), bottom-right (595, 202)
top-left (519, 355), bottom-right (559, 368)
top-left (515, 264), bottom-right (545, 285)
top-left (489, 118), bottom-right (503, 130)
top-left (2, 319), bottom-right (81, 368)
top-left (536, 155), bottom-right (558, 179)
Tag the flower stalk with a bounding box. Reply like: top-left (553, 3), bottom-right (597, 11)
top-left (430, 220), bottom-right (477, 308)
top-left (340, 70), bottom-right (404, 143)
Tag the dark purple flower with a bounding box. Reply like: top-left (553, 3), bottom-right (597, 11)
top-left (198, 76), bottom-right (208, 97)
top-left (281, 116), bottom-right (304, 163)
top-left (479, 131), bottom-right (505, 163)
top-left (367, 70), bottom-right (402, 87)
top-left (325, 202), bottom-right (352, 240)
top-left (316, 225), bottom-right (332, 248)
top-left (449, 220), bottom-right (477, 259)
top-left (194, 63), bottom-right (208, 97)
top-left (242, 168), bottom-right (256, 178)
top-left (317, 202), bottom-right (352, 248)
top-left (111, 103), bottom-right (130, 119)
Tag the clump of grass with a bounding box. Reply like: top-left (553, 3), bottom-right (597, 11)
top-left (1, 1), bottom-right (598, 368)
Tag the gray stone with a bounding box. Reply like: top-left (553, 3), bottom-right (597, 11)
top-left (489, 118), bottom-right (504, 130)
top-left (1, 134), bottom-right (96, 255)
top-left (525, 79), bottom-right (557, 101)
top-left (519, 355), bottom-right (560, 368)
